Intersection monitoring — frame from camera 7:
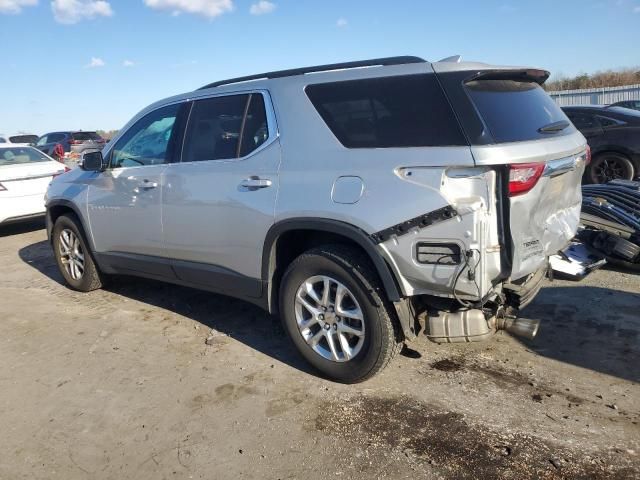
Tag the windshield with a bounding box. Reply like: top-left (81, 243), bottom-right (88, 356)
top-left (0, 147), bottom-right (51, 166)
top-left (464, 79), bottom-right (574, 143)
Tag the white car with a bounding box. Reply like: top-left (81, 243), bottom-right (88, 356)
top-left (0, 145), bottom-right (68, 225)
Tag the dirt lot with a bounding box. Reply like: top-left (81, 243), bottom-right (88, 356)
top-left (1, 220), bottom-right (638, 479)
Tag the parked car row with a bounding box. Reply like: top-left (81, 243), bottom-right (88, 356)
top-left (35, 131), bottom-right (105, 159)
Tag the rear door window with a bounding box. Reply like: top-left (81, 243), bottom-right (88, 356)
top-left (464, 79), bottom-right (573, 143)
top-left (182, 93), bottom-right (270, 162)
top-left (305, 74), bottom-right (466, 148)
top-left (239, 94), bottom-right (269, 157)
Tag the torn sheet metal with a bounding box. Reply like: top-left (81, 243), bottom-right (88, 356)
top-left (549, 241), bottom-right (607, 280)
top-left (510, 158), bottom-right (584, 280)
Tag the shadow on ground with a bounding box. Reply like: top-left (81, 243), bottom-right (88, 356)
top-left (17, 240), bottom-right (640, 383)
top-left (18, 240), bottom-right (314, 378)
top-left (0, 218), bottom-right (45, 238)
top-left (519, 284), bottom-right (640, 383)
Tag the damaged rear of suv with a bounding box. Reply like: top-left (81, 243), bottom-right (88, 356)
top-left (46, 56), bottom-right (586, 383)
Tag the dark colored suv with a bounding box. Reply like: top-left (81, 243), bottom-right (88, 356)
top-left (562, 106), bottom-right (640, 183)
top-left (36, 131), bottom-right (105, 158)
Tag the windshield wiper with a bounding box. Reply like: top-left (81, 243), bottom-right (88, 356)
top-left (538, 120), bottom-right (570, 133)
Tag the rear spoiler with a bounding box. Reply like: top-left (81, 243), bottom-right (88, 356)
top-left (464, 69), bottom-right (551, 86)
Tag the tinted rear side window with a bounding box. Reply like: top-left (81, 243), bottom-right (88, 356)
top-left (305, 74), bottom-right (466, 148)
top-left (48, 133), bottom-right (66, 143)
top-left (564, 111), bottom-right (598, 130)
top-left (183, 94), bottom-right (249, 162)
top-left (72, 132), bottom-right (101, 141)
top-left (464, 79), bottom-right (573, 143)
top-left (239, 94), bottom-right (269, 157)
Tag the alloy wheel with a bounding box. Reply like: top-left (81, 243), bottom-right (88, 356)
top-left (593, 157), bottom-right (628, 183)
top-left (294, 275), bottom-right (365, 362)
top-left (59, 229), bottom-right (85, 280)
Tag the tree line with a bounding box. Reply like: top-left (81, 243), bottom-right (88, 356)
top-left (545, 67), bottom-right (640, 92)
top-left (96, 130), bottom-right (119, 140)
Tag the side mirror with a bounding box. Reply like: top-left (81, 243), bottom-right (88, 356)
top-left (82, 151), bottom-right (105, 171)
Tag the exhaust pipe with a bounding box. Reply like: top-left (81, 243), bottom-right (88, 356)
top-left (495, 316), bottom-right (540, 340)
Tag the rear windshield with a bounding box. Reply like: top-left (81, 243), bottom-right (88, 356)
top-left (306, 74), bottom-right (466, 148)
top-left (464, 79), bottom-right (572, 143)
top-left (0, 147), bottom-right (51, 166)
top-left (9, 135), bottom-right (39, 144)
top-left (72, 132), bottom-right (101, 141)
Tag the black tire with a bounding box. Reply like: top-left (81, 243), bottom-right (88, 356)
top-left (52, 214), bottom-right (104, 292)
top-left (279, 245), bottom-right (401, 383)
top-left (586, 153), bottom-right (635, 184)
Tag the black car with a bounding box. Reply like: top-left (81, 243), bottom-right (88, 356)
top-left (608, 100), bottom-right (640, 112)
top-left (562, 106), bottom-right (640, 183)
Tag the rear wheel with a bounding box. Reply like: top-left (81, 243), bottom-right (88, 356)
top-left (279, 245), bottom-right (401, 383)
top-left (586, 153), bottom-right (635, 184)
top-left (52, 214), bottom-right (104, 292)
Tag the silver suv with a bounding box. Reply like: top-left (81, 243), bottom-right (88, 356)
top-left (45, 56), bottom-right (587, 383)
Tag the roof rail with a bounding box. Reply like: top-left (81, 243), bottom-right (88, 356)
top-left (198, 56), bottom-right (427, 90)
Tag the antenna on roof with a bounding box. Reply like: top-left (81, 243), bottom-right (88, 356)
top-left (438, 55), bottom-right (462, 63)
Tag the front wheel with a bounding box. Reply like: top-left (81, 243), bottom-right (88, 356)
top-left (279, 245), bottom-right (401, 383)
top-left (52, 214), bottom-right (104, 292)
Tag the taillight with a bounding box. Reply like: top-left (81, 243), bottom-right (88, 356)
top-left (584, 145), bottom-right (591, 165)
top-left (69, 139), bottom-right (82, 145)
top-left (508, 163), bottom-right (545, 197)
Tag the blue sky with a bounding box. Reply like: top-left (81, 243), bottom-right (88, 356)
top-left (1, 0), bottom-right (639, 134)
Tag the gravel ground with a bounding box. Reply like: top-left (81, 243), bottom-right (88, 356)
top-left (0, 220), bottom-right (638, 479)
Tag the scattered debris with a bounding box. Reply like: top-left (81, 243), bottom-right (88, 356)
top-left (580, 180), bottom-right (640, 271)
top-left (549, 241), bottom-right (606, 280)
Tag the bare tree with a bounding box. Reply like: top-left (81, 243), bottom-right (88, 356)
top-left (545, 67), bottom-right (640, 91)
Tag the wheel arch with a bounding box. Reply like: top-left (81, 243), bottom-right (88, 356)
top-left (46, 200), bottom-right (95, 251)
top-left (262, 218), bottom-right (402, 315)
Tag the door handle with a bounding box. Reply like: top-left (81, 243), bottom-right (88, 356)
top-left (240, 177), bottom-right (272, 190)
top-left (139, 180), bottom-right (158, 190)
